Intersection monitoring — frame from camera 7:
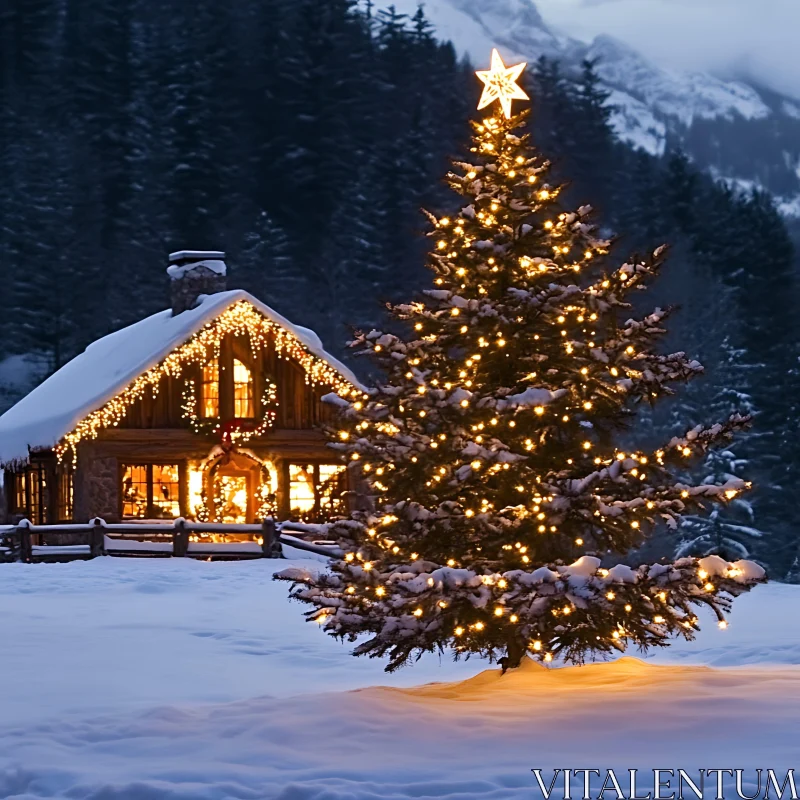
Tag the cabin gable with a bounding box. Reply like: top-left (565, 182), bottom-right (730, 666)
top-left (116, 327), bottom-right (340, 433)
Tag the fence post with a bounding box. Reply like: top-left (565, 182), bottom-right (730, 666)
top-left (17, 519), bottom-right (32, 563)
top-left (89, 518), bottom-right (105, 558)
top-left (173, 518), bottom-right (188, 557)
top-left (261, 518), bottom-right (280, 558)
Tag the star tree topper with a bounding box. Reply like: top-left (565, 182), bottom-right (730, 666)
top-left (475, 48), bottom-right (529, 119)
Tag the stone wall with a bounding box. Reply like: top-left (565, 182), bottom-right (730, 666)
top-left (170, 265), bottom-right (227, 315)
top-left (75, 452), bottom-right (119, 522)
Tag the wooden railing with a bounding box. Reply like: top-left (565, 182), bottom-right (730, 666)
top-left (0, 518), bottom-right (343, 563)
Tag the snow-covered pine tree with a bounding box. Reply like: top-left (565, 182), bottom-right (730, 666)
top-left (236, 209), bottom-right (302, 308)
top-left (278, 53), bottom-right (766, 671)
top-left (672, 338), bottom-right (765, 564)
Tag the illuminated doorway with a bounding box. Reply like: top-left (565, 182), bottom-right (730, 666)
top-left (214, 473), bottom-right (250, 523)
top-left (193, 450), bottom-right (276, 524)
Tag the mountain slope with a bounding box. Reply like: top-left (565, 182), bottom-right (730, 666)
top-left (394, 0), bottom-right (800, 215)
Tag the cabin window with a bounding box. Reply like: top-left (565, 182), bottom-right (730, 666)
top-left (14, 472), bottom-right (26, 515)
top-left (30, 476), bottom-right (40, 522)
top-left (201, 359), bottom-right (220, 418)
top-left (122, 465), bottom-right (149, 518)
top-left (122, 463), bottom-right (181, 519)
top-left (289, 464), bottom-right (316, 516)
top-left (57, 464), bottom-right (74, 521)
top-left (318, 464), bottom-right (347, 517)
top-left (233, 358), bottom-right (254, 418)
top-left (288, 463), bottom-right (347, 521)
top-left (12, 464), bottom-right (48, 523)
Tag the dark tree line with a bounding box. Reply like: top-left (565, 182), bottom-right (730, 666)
top-left (0, 0), bottom-right (472, 361)
top-left (0, 1), bottom-right (798, 575)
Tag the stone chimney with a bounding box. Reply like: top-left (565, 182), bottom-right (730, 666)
top-left (167, 250), bottom-right (227, 315)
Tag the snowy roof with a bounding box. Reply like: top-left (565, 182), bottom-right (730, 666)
top-left (168, 250), bottom-right (225, 262)
top-left (0, 290), bottom-right (363, 466)
top-left (166, 259), bottom-right (227, 281)
top-left (166, 251), bottom-right (228, 281)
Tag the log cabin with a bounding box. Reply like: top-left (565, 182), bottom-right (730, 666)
top-left (0, 251), bottom-right (364, 526)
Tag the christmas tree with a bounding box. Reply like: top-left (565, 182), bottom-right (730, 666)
top-left (278, 50), bottom-right (766, 671)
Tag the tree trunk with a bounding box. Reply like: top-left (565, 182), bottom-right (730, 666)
top-left (501, 636), bottom-right (526, 673)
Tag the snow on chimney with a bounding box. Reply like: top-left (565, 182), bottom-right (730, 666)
top-left (167, 250), bottom-right (227, 315)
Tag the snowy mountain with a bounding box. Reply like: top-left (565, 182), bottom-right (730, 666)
top-left (587, 35), bottom-right (771, 130)
top-left (396, 0), bottom-right (800, 217)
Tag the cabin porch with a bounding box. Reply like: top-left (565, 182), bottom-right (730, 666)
top-left (2, 429), bottom-right (354, 528)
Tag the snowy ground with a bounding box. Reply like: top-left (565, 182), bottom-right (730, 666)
top-left (1, 556), bottom-right (799, 799)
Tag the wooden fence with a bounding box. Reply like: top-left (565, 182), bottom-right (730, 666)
top-left (0, 518), bottom-right (342, 563)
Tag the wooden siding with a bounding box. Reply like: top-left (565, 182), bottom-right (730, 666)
top-left (117, 329), bottom-right (341, 431)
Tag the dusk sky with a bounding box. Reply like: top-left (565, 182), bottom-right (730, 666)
top-left (535, 0), bottom-right (800, 97)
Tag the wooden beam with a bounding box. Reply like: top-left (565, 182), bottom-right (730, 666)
top-left (219, 335), bottom-right (234, 421)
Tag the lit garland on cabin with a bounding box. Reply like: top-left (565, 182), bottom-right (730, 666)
top-left (278, 51), bottom-right (766, 673)
top-left (56, 301), bottom-right (358, 462)
top-left (180, 378), bottom-right (279, 444)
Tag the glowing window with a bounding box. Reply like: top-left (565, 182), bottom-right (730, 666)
top-left (318, 464), bottom-right (347, 516)
top-left (288, 463), bottom-right (347, 521)
top-left (234, 359), bottom-right (254, 418)
top-left (14, 464), bottom-right (48, 524)
top-left (289, 464), bottom-right (316, 517)
top-left (12, 466), bottom-right (49, 523)
top-left (57, 465), bottom-right (74, 521)
top-left (122, 464), bottom-right (180, 519)
top-left (152, 464), bottom-right (181, 519)
top-left (29, 469), bottom-right (42, 523)
top-left (14, 472), bottom-right (26, 515)
top-left (201, 359), bottom-right (220, 418)
top-left (122, 465), bottom-right (149, 518)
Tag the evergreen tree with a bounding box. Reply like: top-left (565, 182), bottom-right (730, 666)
top-left (234, 210), bottom-right (303, 313)
top-left (531, 57), bottom-right (616, 215)
top-left (691, 181), bottom-right (798, 576)
top-left (674, 340), bottom-right (764, 563)
top-left (317, 167), bottom-right (385, 340)
top-left (279, 79), bottom-right (765, 671)
top-left (677, 452), bottom-right (763, 563)
top-left (9, 128), bottom-right (81, 368)
top-left (662, 150), bottom-right (699, 237)
top-left (232, 0), bottom-right (292, 221)
top-left (271, 0), bottom-right (374, 256)
top-left (531, 57), bottom-right (571, 158)
top-left (154, 0), bottom-right (237, 250)
top-left (614, 148), bottom-right (667, 250)
top-left (564, 59), bottom-right (616, 209)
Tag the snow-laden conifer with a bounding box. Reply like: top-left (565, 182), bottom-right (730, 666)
top-left (278, 107), bottom-right (766, 671)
